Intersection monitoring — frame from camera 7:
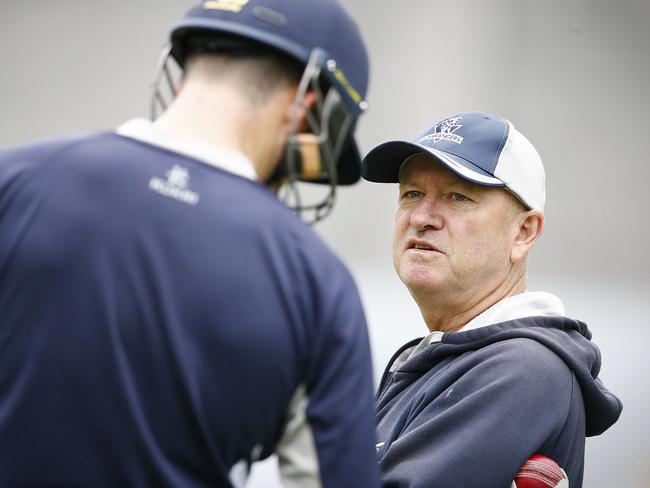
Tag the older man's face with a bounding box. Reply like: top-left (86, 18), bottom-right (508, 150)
top-left (393, 154), bottom-right (522, 306)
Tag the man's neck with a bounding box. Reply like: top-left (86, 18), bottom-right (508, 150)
top-left (415, 273), bottom-right (528, 333)
top-left (153, 79), bottom-right (293, 182)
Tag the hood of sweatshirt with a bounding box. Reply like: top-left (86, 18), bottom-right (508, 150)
top-left (378, 315), bottom-right (622, 437)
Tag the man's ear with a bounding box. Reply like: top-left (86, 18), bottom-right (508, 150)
top-left (285, 90), bottom-right (318, 133)
top-left (511, 210), bottom-right (544, 264)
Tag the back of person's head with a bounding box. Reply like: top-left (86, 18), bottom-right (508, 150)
top-left (181, 34), bottom-right (304, 105)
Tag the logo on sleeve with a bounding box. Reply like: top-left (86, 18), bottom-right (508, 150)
top-left (149, 165), bottom-right (200, 206)
top-left (419, 116), bottom-right (464, 145)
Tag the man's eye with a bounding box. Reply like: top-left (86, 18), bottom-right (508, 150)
top-left (402, 190), bottom-right (422, 199)
top-left (450, 193), bottom-right (469, 202)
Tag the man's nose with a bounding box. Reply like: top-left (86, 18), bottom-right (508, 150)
top-left (409, 198), bottom-right (444, 231)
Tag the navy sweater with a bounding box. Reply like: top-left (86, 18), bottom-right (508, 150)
top-left (375, 316), bottom-right (622, 488)
top-left (0, 133), bottom-right (380, 487)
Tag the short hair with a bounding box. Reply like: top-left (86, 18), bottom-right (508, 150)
top-left (182, 33), bottom-right (304, 104)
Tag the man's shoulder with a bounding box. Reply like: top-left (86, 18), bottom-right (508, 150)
top-left (0, 132), bottom-right (99, 163)
top-left (443, 337), bottom-right (575, 411)
top-left (283, 219), bottom-right (356, 289)
top-left (448, 313), bottom-right (586, 375)
top-left (474, 336), bottom-right (573, 378)
top-left (0, 133), bottom-right (114, 191)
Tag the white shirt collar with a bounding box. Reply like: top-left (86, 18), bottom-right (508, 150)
top-left (116, 118), bottom-right (258, 181)
top-left (460, 291), bottom-right (565, 333)
top-left (399, 291), bottom-right (566, 368)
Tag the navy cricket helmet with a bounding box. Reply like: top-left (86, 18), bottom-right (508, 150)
top-left (165, 0), bottom-right (370, 187)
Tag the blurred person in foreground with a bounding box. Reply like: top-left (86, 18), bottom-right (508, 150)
top-left (0, 1), bottom-right (381, 486)
top-left (362, 111), bottom-right (622, 487)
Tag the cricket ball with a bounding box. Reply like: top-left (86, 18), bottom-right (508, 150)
top-left (511, 454), bottom-right (569, 488)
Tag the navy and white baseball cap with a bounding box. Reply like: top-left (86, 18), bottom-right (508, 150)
top-left (362, 112), bottom-right (546, 210)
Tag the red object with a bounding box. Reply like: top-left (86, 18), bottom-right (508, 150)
top-left (512, 454), bottom-right (569, 487)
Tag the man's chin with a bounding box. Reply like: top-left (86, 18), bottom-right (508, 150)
top-left (399, 269), bottom-right (448, 295)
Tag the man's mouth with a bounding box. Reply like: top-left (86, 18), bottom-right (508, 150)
top-left (407, 240), bottom-right (442, 253)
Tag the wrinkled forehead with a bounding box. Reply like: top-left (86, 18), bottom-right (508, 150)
top-left (398, 153), bottom-right (471, 187)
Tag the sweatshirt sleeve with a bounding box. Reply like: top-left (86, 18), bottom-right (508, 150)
top-left (278, 266), bottom-right (381, 488)
top-left (378, 338), bottom-right (581, 488)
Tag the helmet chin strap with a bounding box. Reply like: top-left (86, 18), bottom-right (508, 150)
top-left (274, 131), bottom-right (338, 225)
top-left (293, 134), bottom-right (322, 180)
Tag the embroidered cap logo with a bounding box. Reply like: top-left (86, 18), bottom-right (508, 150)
top-left (419, 116), bottom-right (464, 145)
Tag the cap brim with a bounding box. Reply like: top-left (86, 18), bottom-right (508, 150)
top-left (362, 141), bottom-right (506, 187)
